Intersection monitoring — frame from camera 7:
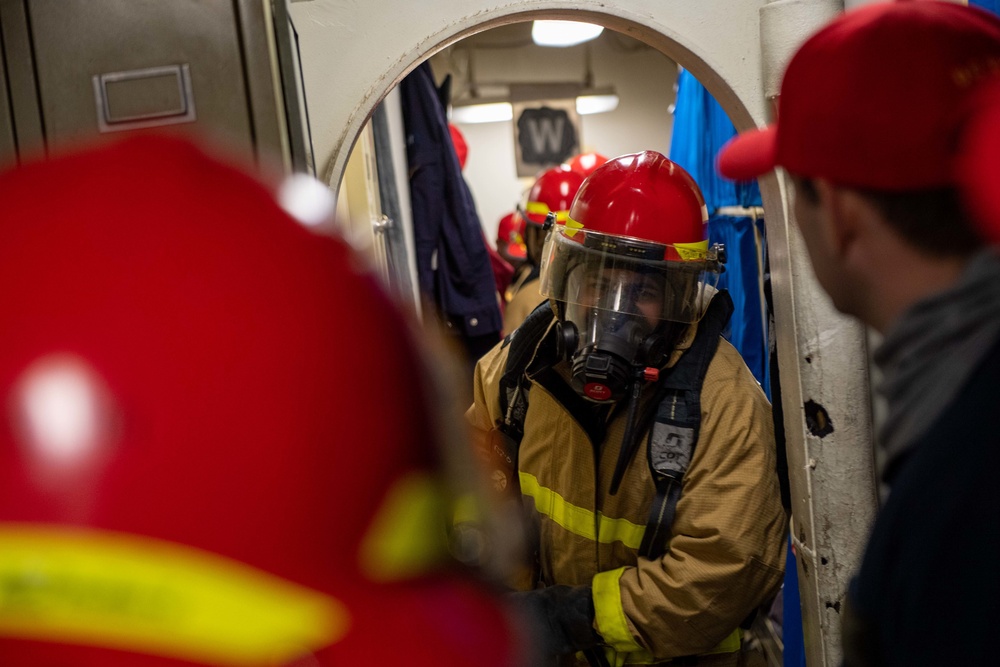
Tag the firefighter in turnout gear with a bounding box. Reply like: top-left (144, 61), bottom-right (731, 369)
top-left (504, 165), bottom-right (586, 335)
top-left (469, 151), bottom-right (787, 666)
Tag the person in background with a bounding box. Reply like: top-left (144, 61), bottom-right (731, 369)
top-left (504, 165), bottom-right (586, 335)
top-left (717, 3), bottom-right (1000, 665)
top-left (0, 134), bottom-right (529, 667)
top-left (497, 209), bottom-right (528, 271)
top-left (470, 151), bottom-right (786, 667)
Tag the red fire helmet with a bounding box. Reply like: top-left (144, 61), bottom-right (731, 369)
top-left (564, 152), bottom-right (609, 179)
top-left (539, 151), bottom-right (721, 323)
top-left (523, 165), bottom-right (586, 227)
top-left (569, 150), bottom-right (708, 248)
top-left (0, 135), bottom-right (523, 666)
top-left (497, 211), bottom-right (527, 259)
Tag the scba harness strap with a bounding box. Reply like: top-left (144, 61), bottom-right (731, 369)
top-left (639, 293), bottom-right (732, 558)
top-left (497, 291), bottom-right (734, 560)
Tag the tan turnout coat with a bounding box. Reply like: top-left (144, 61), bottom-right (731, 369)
top-left (468, 302), bottom-right (787, 665)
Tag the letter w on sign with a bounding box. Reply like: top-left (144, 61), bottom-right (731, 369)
top-left (516, 106), bottom-right (578, 166)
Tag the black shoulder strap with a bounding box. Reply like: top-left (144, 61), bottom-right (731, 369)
top-left (639, 290), bottom-right (734, 559)
top-left (498, 301), bottom-right (554, 443)
top-left (494, 291), bottom-right (735, 561)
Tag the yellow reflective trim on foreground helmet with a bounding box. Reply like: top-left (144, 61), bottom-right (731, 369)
top-left (518, 472), bottom-right (645, 549)
top-left (358, 471), bottom-right (451, 582)
top-left (0, 525), bottom-right (348, 666)
top-left (451, 492), bottom-right (482, 526)
top-left (563, 216), bottom-right (586, 239)
top-left (673, 240), bottom-right (709, 261)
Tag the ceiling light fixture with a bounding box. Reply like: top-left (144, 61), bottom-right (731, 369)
top-left (531, 21), bottom-right (604, 48)
top-left (450, 100), bottom-right (514, 124)
top-left (576, 87), bottom-right (619, 115)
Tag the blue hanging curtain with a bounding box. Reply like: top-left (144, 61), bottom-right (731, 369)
top-left (668, 68), bottom-right (765, 384)
top-left (971, 0), bottom-right (1000, 15)
top-left (668, 67), bottom-right (804, 667)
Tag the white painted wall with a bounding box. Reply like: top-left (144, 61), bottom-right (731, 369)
top-left (430, 30), bottom-right (678, 244)
top-left (286, 1), bottom-right (769, 189)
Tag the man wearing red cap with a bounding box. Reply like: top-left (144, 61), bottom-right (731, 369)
top-left (503, 166), bottom-right (587, 335)
top-left (496, 210), bottom-right (528, 270)
top-left (0, 135), bottom-right (528, 666)
top-left (718, 2), bottom-right (1000, 665)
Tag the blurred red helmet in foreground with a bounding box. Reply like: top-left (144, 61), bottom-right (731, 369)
top-left (0, 135), bottom-right (522, 666)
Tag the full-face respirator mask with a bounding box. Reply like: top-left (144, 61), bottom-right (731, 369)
top-left (540, 218), bottom-right (723, 404)
top-left (557, 282), bottom-right (672, 403)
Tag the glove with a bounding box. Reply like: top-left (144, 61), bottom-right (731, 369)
top-left (508, 585), bottom-right (601, 657)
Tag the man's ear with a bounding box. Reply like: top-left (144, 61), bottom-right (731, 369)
top-left (813, 178), bottom-right (862, 258)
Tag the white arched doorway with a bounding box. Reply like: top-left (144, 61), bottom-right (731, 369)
top-left (287, 2), bottom-right (879, 665)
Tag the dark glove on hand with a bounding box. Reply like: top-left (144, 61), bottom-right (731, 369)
top-left (509, 585), bottom-right (601, 656)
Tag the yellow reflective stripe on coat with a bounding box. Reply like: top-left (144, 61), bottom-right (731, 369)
top-left (519, 472), bottom-right (645, 549)
top-left (593, 567), bottom-right (742, 663)
top-left (0, 525), bottom-right (348, 665)
top-left (593, 567), bottom-right (642, 653)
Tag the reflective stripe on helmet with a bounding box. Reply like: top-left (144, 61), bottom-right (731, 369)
top-left (0, 526), bottom-right (348, 665)
top-left (525, 201), bottom-right (571, 223)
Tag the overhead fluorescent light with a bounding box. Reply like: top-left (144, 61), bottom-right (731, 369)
top-left (531, 21), bottom-right (604, 48)
top-left (576, 88), bottom-right (619, 115)
top-left (451, 85), bottom-right (619, 123)
top-left (450, 101), bottom-right (513, 124)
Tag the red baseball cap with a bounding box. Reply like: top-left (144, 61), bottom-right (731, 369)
top-left (957, 75), bottom-right (1000, 243)
top-left (718, 1), bottom-right (1000, 190)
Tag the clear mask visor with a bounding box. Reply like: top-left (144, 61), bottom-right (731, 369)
top-left (538, 224), bottom-right (723, 324)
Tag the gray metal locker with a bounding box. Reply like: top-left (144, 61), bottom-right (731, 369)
top-left (0, 0), bottom-right (310, 170)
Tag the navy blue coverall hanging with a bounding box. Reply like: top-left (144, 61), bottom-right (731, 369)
top-left (399, 62), bottom-right (503, 363)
